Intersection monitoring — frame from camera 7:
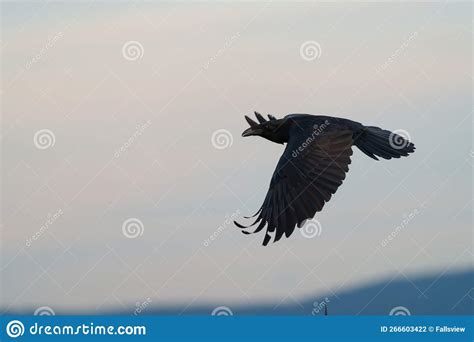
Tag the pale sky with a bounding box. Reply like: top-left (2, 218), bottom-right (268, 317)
top-left (1, 1), bottom-right (472, 313)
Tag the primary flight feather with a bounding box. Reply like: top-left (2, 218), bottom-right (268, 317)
top-left (235, 112), bottom-right (415, 246)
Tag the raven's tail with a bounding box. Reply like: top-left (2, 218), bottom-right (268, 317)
top-left (354, 126), bottom-right (415, 160)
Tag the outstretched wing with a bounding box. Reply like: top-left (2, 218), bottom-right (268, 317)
top-left (236, 129), bottom-right (354, 245)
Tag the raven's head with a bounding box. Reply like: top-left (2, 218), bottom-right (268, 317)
top-left (242, 112), bottom-right (289, 144)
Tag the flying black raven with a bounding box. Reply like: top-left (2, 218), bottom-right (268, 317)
top-left (235, 112), bottom-right (415, 246)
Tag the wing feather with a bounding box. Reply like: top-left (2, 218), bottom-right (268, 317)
top-left (236, 129), bottom-right (354, 245)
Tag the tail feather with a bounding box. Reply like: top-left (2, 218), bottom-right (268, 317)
top-left (354, 126), bottom-right (415, 160)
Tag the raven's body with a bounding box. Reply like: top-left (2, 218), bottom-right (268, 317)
top-left (236, 112), bottom-right (415, 245)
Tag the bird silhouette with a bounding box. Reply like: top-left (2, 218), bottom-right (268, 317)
top-left (235, 112), bottom-right (415, 246)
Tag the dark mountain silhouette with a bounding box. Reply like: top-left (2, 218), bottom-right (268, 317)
top-left (142, 268), bottom-right (473, 316)
top-left (4, 269), bottom-right (472, 315)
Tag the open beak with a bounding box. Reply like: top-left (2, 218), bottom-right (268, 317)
top-left (242, 114), bottom-right (265, 137)
top-left (242, 127), bottom-right (262, 137)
